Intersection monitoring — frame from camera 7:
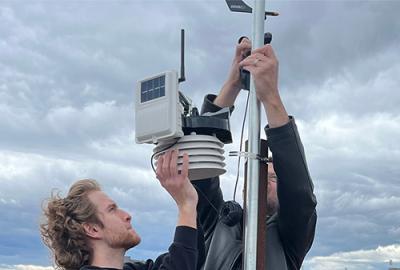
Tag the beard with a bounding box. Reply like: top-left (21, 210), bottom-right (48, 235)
top-left (266, 197), bottom-right (279, 216)
top-left (105, 227), bottom-right (141, 250)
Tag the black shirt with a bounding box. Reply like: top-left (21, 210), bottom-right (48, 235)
top-left (81, 226), bottom-right (204, 270)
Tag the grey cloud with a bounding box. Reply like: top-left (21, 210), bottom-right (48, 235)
top-left (296, 113), bottom-right (400, 256)
top-left (0, 93), bottom-right (143, 162)
top-left (283, 56), bottom-right (400, 120)
top-left (272, 1), bottom-right (400, 88)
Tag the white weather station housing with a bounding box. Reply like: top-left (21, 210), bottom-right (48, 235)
top-left (135, 71), bottom-right (183, 144)
top-left (135, 30), bottom-right (232, 180)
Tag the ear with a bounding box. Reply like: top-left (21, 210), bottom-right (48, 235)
top-left (83, 223), bottom-right (102, 239)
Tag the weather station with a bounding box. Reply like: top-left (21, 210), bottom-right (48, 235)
top-left (135, 29), bottom-right (232, 181)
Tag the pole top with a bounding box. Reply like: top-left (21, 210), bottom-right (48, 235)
top-left (225, 0), bottom-right (279, 19)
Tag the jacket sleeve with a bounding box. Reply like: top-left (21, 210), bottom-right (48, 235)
top-left (125, 226), bottom-right (204, 270)
top-left (192, 177), bottom-right (224, 250)
top-left (194, 94), bottom-right (232, 250)
top-left (200, 94), bottom-right (234, 115)
top-left (265, 117), bottom-right (317, 268)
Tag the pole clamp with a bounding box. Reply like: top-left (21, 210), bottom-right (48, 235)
top-left (229, 151), bottom-right (271, 164)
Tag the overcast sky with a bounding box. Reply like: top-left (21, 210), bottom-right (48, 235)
top-left (1, 1), bottom-right (400, 270)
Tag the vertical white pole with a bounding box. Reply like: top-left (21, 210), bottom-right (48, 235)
top-left (243, 1), bottom-right (265, 270)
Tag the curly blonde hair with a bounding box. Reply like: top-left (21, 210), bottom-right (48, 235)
top-left (40, 179), bottom-right (104, 270)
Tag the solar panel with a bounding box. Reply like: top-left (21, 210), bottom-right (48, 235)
top-left (141, 75), bottom-right (165, 103)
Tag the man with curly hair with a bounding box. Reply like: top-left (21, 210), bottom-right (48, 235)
top-left (40, 150), bottom-right (204, 270)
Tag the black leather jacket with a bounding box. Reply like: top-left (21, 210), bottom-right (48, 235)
top-left (193, 95), bottom-right (317, 270)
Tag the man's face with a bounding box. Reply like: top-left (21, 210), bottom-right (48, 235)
top-left (88, 191), bottom-right (141, 250)
top-left (267, 164), bottom-right (279, 215)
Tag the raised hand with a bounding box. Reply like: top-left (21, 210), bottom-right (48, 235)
top-left (239, 44), bottom-right (289, 128)
top-left (214, 37), bottom-right (252, 108)
top-left (156, 149), bottom-right (198, 228)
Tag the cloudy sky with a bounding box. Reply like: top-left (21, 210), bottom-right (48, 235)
top-left (1, 0), bottom-right (400, 269)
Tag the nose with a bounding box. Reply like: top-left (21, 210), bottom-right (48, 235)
top-left (121, 209), bottom-right (131, 222)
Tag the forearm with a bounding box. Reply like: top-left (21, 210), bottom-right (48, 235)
top-left (177, 205), bottom-right (197, 229)
top-left (213, 81), bottom-right (241, 108)
top-left (214, 37), bottom-right (251, 108)
top-left (261, 92), bottom-right (289, 128)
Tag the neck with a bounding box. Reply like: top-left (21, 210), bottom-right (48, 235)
top-left (90, 245), bottom-right (125, 269)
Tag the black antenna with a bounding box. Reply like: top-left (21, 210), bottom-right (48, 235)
top-left (178, 29), bottom-right (186, 83)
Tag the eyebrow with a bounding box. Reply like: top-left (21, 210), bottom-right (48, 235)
top-left (106, 202), bottom-right (118, 211)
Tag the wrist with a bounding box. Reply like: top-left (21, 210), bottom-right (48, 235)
top-left (178, 202), bottom-right (197, 213)
top-left (259, 90), bottom-right (281, 106)
top-left (261, 94), bottom-right (290, 128)
top-left (177, 205), bottom-right (197, 229)
top-left (214, 81), bottom-right (241, 108)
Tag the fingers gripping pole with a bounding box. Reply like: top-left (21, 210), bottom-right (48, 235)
top-left (244, 1), bottom-right (266, 270)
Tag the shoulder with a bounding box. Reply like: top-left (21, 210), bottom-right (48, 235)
top-left (124, 260), bottom-right (152, 270)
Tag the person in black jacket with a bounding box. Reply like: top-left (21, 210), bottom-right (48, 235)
top-left (40, 149), bottom-right (204, 270)
top-left (193, 39), bottom-right (317, 269)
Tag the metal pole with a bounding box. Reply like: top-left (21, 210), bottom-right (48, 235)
top-left (243, 1), bottom-right (265, 269)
